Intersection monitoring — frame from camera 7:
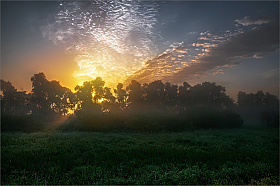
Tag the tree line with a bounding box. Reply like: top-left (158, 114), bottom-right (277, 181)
top-left (1, 72), bottom-right (279, 132)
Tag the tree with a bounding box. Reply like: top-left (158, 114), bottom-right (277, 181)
top-left (237, 91), bottom-right (247, 106)
top-left (31, 72), bottom-right (49, 109)
top-left (165, 82), bottom-right (178, 103)
top-left (126, 80), bottom-right (144, 106)
top-left (75, 81), bottom-right (94, 104)
top-left (102, 87), bottom-right (116, 112)
top-left (92, 77), bottom-right (105, 103)
top-left (237, 90), bottom-right (279, 127)
top-left (187, 82), bottom-right (233, 108)
top-left (178, 81), bottom-right (191, 106)
top-left (48, 80), bottom-right (74, 115)
top-left (1, 79), bottom-right (32, 115)
top-left (114, 83), bottom-right (127, 105)
top-left (1, 79), bottom-right (17, 114)
top-left (31, 72), bottom-right (74, 118)
top-left (74, 77), bottom-right (106, 115)
top-left (145, 80), bottom-right (165, 105)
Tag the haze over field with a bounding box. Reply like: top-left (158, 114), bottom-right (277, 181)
top-left (1, 1), bottom-right (279, 100)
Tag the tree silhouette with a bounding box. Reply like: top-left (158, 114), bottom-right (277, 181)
top-left (31, 72), bottom-right (74, 118)
top-left (237, 90), bottom-right (279, 127)
top-left (165, 82), bottom-right (178, 103)
top-left (114, 83), bottom-right (127, 106)
top-left (126, 80), bottom-right (144, 108)
top-left (48, 80), bottom-right (74, 115)
top-left (188, 82), bottom-right (234, 108)
top-left (1, 79), bottom-right (32, 115)
top-left (74, 77), bottom-right (106, 115)
top-left (92, 77), bottom-right (105, 103)
top-left (1, 79), bottom-right (17, 114)
top-left (102, 87), bottom-right (116, 112)
top-left (145, 80), bottom-right (165, 104)
top-left (75, 81), bottom-right (94, 104)
top-left (3, 72), bottom-right (279, 131)
top-left (178, 81), bottom-right (191, 106)
top-left (144, 80), bottom-right (166, 112)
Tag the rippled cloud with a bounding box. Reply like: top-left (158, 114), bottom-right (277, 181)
top-left (42, 1), bottom-right (160, 87)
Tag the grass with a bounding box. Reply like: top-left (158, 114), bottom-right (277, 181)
top-left (1, 126), bottom-right (279, 185)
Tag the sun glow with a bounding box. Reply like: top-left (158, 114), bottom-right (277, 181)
top-left (98, 98), bottom-right (105, 103)
top-left (43, 1), bottom-right (159, 88)
top-left (92, 91), bottom-right (106, 103)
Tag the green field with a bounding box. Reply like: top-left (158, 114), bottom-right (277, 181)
top-left (1, 126), bottom-right (279, 185)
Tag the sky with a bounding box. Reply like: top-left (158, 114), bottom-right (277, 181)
top-left (1, 1), bottom-right (279, 101)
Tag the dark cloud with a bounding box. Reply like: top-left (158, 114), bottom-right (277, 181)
top-left (170, 18), bottom-right (279, 83)
top-left (124, 17), bottom-right (279, 85)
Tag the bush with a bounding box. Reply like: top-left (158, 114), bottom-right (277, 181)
top-left (124, 112), bottom-right (165, 132)
top-left (190, 106), bottom-right (222, 129)
top-left (188, 106), bottom-right (243, 129)
top-left (1, 114), bottom-right (45, 132)
top-left (220, 109), bottom-right (244, 128)
top-left (163, 114), bottom-right (193, 132)
top-left (260, 109), bottom-right (279, 128)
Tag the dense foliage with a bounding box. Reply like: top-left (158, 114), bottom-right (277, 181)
top-left (1, 72), bottom-right (278, 132)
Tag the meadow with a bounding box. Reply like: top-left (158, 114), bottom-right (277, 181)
top-left (1, 126), bottom-right (279, 185)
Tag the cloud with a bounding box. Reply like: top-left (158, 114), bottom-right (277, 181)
top-left (192, 42), bottom-right (218, 48)
top-left (42, 1), bottom-right (160, 88)
top-left (124, 16), bottom-right (279, 85)
top-left (170, 18), bottom-right (279, 83)
top-left (124, 44), bottom-right (192, 85)
top-left (235, 16), bottom-right (271, 26)
top-left (258, 69), bottom-right (279, 79)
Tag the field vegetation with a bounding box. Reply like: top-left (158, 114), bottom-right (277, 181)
top-left (2, 127), bottom-right (279, 185)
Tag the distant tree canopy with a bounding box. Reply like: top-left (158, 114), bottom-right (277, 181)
top-left (237, 90), bottom-right (279, 127)
top-left (238, 90), bottom-right (279, 107)
top-left (1, 79), bottom-right (32, 115)
top-left (1, 72), bottom-right (279, 132)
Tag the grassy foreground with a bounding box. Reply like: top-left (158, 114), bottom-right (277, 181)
top-left (1, 127), bottom-right (279, 185)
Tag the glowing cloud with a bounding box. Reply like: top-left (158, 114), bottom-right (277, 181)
top-left (42, 1), bottom-right (160, 88)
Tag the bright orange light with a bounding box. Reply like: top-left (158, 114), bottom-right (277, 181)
top-left (98, 98), bottom-right (105, 103)
top-left (92, 91), bottom-right (106, 103)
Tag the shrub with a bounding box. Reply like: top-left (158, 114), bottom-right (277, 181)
top-left (190, 106), bottom-right (222, 129)
top-left (187, 106), bottom-right (243, 129)
top-left (220, 109), bottom-right (244, 128)
top-left (260, 109), bottom-right (279, 128)
top-left (163, 115), bottom-right (193, 132)
top-left (124, 112), bottom-right (165, 132)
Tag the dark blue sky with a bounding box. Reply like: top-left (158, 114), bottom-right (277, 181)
top-left (1, 1), bottom-right (279, 101)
